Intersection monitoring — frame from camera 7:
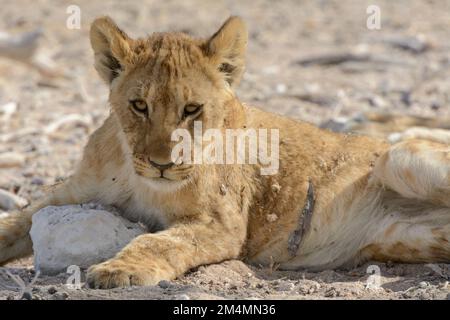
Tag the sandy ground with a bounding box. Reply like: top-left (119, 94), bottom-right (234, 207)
top-left (1, 0), bottom-right (450, 299)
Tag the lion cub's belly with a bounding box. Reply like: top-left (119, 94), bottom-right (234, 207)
top-left (244, 170), bottom-right (381, 270)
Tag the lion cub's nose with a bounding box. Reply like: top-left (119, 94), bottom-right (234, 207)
top-left (149, 159), bottom-right (174, 172)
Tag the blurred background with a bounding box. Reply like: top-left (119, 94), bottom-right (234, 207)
top-left (1, 0), bottom-right (450, 205)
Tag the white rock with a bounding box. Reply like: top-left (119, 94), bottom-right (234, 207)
top-left (275, 83), bottom-right (287, 94)
top-left (0, 189), bottom-right (28, 210)
top-left (0, 101), bottom-right (18, 122)
top-left (0, 152), bottom-right (26, 168)
top-left (30, 203), bottom-right (146, 275)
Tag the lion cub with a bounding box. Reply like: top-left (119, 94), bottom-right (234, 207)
top-left (1, 16), bottom-right (449, 288)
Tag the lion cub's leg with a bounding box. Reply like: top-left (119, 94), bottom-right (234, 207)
top-left (86, 219), bottom-right (246, 289)
top-left (359, 139), bottom-right (450, 263)
top-left (0, 177), bottom-right (95, 265)
top-left (372, 139), bottom-right (450, 207)
top-left (359, 198), bottom-right (450, 263)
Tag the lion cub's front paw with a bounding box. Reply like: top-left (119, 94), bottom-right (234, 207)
top-left (86, 259), bottom-right (168, 289)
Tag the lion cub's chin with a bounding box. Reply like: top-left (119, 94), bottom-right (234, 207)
top-left (139, 176), bottom-right (190, 193)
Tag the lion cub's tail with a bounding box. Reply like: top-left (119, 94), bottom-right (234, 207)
top-left (0, 209), bottom-right (34, 265)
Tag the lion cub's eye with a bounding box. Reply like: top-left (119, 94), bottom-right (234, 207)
top-left (183, 104), bottom-right (203, 119)
top-left (129, 99), bottom-right (148, 116)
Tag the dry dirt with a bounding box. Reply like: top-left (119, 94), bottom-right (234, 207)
top-left (1, 0), bottom-right (450, 300)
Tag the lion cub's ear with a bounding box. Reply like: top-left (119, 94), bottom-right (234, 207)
top-left (90, 16), bottom-right (133, 84)
top-left (205, 16), bottom-right (248, 87)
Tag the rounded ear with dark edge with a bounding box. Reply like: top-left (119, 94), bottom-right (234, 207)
top-left (90, 16), bottom-right (133, 84)
top-left (204, 16), bottom-right (248, 88)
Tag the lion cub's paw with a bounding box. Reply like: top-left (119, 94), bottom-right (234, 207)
top-left (86, 259), bottom-right (169, 289)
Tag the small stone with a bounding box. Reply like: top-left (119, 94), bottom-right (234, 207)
top-left (266, 213), bottom-right (278, 223)
top-left (419, 281), bottom-right (428, 289)
top-left (219, 184), bottom-right (227, 196)
top-left (431, 101), bottom-right (441, 110)
top-left (298, 284), bottom-right (309, 294)
top-left (275, 83), bottom-right (287, 94)
top-left (158, 280), bottom-right (171, 289)
top-left (271, 183), bottom-right (281, 193)
top-left (324, 288), bottom-right (337, 298)
top-left (420, 292), bottom-right (432, 300)
top-left (53, 292), bottom-right (68, 300)
top-left (47, 286), bottom-right (57, 294)
top-left (402, 291), bottom-right (413, 299)
top-left (275, 282), bottom-right (295, 292)
top-left (31, 177), bottom-right (45, 186)
top-left (20, 292), bottom-right (33, 300)
top-left (0, 102), bottom-right (17, 122)
top-left (0, 188), bottom-right (28, 210)
top-left (175, 294), bottom-right (190, 300)
top-left (0, 152), bottom-right (25, 168)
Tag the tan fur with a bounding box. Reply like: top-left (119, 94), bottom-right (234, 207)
top-left (1, 17), bottom-right (449, 288)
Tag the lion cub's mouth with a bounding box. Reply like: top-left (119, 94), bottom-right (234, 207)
top-left (132, 157), bottom-right (193, 183)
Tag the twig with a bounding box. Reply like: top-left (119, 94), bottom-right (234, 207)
top-left (287, 179), bottom-right (315, 256)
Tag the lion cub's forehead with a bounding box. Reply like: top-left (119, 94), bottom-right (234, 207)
top-left (133, 33), bottom-right (206, 70)
top-left (124, 33), bottom-right (215, 101)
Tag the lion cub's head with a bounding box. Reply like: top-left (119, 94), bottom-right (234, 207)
top-left (90, 16), bottom-right (247, 190)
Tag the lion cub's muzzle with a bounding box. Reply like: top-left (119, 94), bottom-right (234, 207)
top-left (132, 156), bottom-right (193, 181)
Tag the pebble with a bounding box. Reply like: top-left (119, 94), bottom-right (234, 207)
top-left (31, 177), bottom-right (45, 186)
top-left (324, 288), bottom-right (338, 298)
top-left (0, 152), bottom-right (25, 168)
top-left (20, 292), bottom-right (33, 300)
top-left (47, 286), bottom-right (58, 294)
top-left (275, 282), bottom-right (295, 292)
top-left (420, 292), bottom-right (432, 300)
top-left (275, 83), bottom-right (287, 94)
top-left (52, 292), bottom-right (69, 300)
top-left (158, 280), bottom-right (171, 289)
top-left (419, 281), bottom-right (428, 289)
top-left (219, 184), bottom-right (227, 196)
top-left (174, 294), bottom-right (190, 300)
top-left (271, 183), bottom-right (281, 193)
top-left (0, 102), bottom-right (18, 122)
top-left (0, 188), bottom-right (28, 210)
top-left (266, 213), bottom-right (278, 223)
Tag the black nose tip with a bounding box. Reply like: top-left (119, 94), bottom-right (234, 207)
top-left (149, 160), bottom-right (174, 171)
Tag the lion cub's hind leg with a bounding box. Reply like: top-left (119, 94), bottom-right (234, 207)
top-left (359, 197), bottom-right (450, 264)
top-left (372, 139), bottom-right (450, 207)
top-left (360, 139), bottom-right (450, 264)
